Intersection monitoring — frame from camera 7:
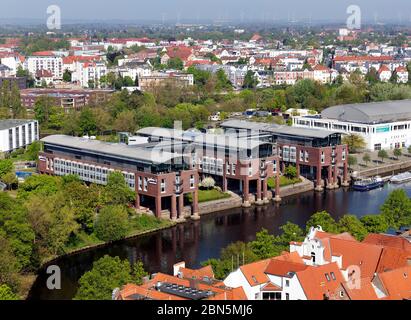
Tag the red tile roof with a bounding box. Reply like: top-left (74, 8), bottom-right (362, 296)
top-left (296, 263), bottom-right (345, 300)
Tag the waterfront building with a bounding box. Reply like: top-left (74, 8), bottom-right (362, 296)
top-left (293, 100), bottom-right (411, 151)
top-left (39, 135), bottom-right (199, 220)
top-left (115, 262), bottom-right (247, 300)
top-left (223, 226), bottom-right (411, 300)
top-left (0, 119), bottom-right (39, 153)
top-left (136, 127), bottom-right (281, 206)
top-left (220, 120), bottom-right (348, 191)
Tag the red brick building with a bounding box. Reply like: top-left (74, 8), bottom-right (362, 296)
top-left (39, 135), bottom-right (199, 221)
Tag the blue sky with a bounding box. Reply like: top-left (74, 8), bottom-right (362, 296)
top-left (0, 0), bottom-right (410, 22)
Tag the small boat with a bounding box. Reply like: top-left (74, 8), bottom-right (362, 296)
top-left (353, 176), bottom-right (384, 191)
top-left (390, 172), bottom-right (411, 184)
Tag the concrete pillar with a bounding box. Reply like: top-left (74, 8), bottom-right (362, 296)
top-left (342, 161), bottom-right (350, 187)
top-left (223, 176), bottom-right (228, 192)
top-left (274, 161), bottom-right (281, 202)
top-left (155, 196), bottom-right (162, 218)
top-left (327, 166), bottom-right (333, 190)
top-left (135, 192), bottom-right (140, 210)
top-left (315, 164), bottom-right (323, 192)
top-left (242, 178), bottom-right (251, 207)
top-left (178, 195), bottom-right (184, 220)
top-left (256, 179), bottom-right (263, 205)
top-left (262, 178), bottom-right (269, 204)
top-left (171, 194), bottom-right (177, 221)
top-left (191, 191), bottom-right (200, 220)
top-left (333, 164), bottom-right (339, 188)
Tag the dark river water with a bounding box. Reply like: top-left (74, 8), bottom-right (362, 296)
top-left (27, 182), bottom-right (411, 300)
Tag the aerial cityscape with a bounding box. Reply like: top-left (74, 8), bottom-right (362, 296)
top-left (1, 0), bottom-right (411, 308)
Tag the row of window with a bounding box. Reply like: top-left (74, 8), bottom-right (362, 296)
top-left (50, 158), bottom-right (135, 189)
top-left (8, 123), bottom-right (37, 150)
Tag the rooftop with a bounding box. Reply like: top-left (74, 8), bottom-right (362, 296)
top-left (0, 119), bottom-right (36, 131)
top-left (321, 100), bottom-right (411, 124)
top-left (221, 120), bottom-right (339, 139)
top-left (41, 135), bottom-right (178, 165)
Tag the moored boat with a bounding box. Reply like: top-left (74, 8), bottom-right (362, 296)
top-left (390, 172), bottom-right (411, 184)
top-left (353, 176), bottom-right (384, 191)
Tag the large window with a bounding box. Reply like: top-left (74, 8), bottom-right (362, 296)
top-left (262, 292), bottom-right (281, 300)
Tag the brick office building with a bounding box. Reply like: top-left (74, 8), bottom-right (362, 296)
top-left (137, 127), bottom-right (282, 206)
top-left (220, 120), bottom-right (349, 191)
top-left (39, 135), bottom-right (199, 221)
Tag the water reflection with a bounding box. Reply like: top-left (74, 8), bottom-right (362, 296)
top-left (28, 182), bottom-right (411, 300)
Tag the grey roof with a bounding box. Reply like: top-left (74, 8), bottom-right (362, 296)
top-left (321, 100), bottom-right (411, 124)
top-left (41, 135), bottom-right (178, 164)
top-left (221, 120), bottom-right (338, 139)
top-left (0, 119), bottom-right (36, 131)
top-left (137, 126), bottom-right (270, 150)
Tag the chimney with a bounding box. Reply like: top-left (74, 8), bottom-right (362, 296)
top-left (173, 261), bottom-right (185, 276)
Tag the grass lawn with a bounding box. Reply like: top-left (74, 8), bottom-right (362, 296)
top-left (187, 188), bottom-right (231, 203)
top-left (267, 176), bottom-right (301, 189)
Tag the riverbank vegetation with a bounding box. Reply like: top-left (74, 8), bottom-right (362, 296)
top-left (201, 189), bottom-right (411, 279)
top-left (0, 171), bottom-right (171, 299)
top-left (74, 255), bottom-right (148, 300)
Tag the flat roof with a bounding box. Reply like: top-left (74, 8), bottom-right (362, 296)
top-left (0, 119), bottom-right (36, 131)
top-left (41, 135), bottom-right (178, 164)
top-left (137, 126), bottom-right (271, 149)
top-left (321, 100), bottom-right (411, 124)
top-left (221, 120), bottom-right (339, 139)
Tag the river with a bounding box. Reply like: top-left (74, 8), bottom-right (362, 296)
top-left (27, 182), bottom-right (411, 300)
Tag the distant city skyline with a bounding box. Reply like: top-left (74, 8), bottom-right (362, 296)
top-left (1, 0), bottom-right (411, 24)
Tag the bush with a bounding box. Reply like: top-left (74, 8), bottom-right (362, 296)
top-left (95, 205), bottom-right (129, 242)
top-left (200, 177), bottom-right (215, 190)
top-left (284, 166), bottom-right (297, 179)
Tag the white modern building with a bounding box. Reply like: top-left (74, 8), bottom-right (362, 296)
top-left (293, 100), bottom-right (411, 151)
top-left (0, 119), bottom-right (39, 153)
top-left (25, 54), bottom-right (63, 80)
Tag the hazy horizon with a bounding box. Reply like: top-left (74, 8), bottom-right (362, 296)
top-left (1, 0), bottom-right (411, 24)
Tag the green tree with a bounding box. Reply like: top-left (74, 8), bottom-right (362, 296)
top-left (131, 261), bottom-right (148, 285)
top-left (75, 255), bottom-right (132, 300)
top-left (305, 211), bottom-right (339, 233)
top-left (249, 229), bottom-right (276, 259)
top-left (48, 206), bottom-right (79, 255)
top-left (78, 108), bottom-right (97, 136)
top-left (0, 284), bottom-right (19, 300)
top-left (378, 149), bottom-right (388, 163)
top-left (0, 159), bottom-right (14, 178)
top-left (342, 134), bottom-right (366, 153)
top-left (33, 96), bottom-right (54, 124)
top-left (63, 69), bottom-right (72, 82)
top-left (243, 71), bottom-right (258, 89)
top-left (284, 166), bottom-right (298, 179)
top-left (362, 153), bottom-right (371, 166)
top-left (95, 205), bottom-right (129, 242)
top-left (338, 215), bottom-right (368, 241)
top-left (103, 172), bottom-right (135, 206)
top-left (25, 141), bottom-right (42, 161)
top-left (380, 189), bottom-right (411, 229)
top-left (393, 148), bottom-right (402, 159)
top-left (0, 234), bottom-right (20, 290)
top-left (10, 83), bottom-right (25, 119)
top-left (360, 215), bottom-right (389, 234)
